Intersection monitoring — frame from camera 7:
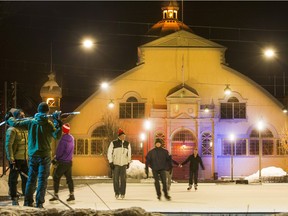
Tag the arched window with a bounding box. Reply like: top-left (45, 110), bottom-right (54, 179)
top-left (249, 128), bottom-right (274, 155)
top-left (90, 125), bottom-right (109, 155)
top-left (220, 96), bottom-right (246, 119)
top-left (171, 129), bottom-right (196, 157)
top-left (119, 96), bottom-right (145, 119)
top-left (201, 132), bottom-right (212, 155)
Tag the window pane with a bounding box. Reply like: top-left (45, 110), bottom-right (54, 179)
top-left (201, 132), bottom-right (212, 155)
top-left (249, 139), bottom-right (259, 155)
top-left (119, 103), bottom-right (132, 119)
top-left (76, 139), bottom-right (85, 155)
top-left (220, 103), bottom-right (233, 119)
top-left (222, 139), bottom-right (232, 155)
top-left (234, 103), bottom-right (246, 119)
top-left (263, 139), bottom-right (273, 155)
top-left (235, 139), bottom-right (246, 155)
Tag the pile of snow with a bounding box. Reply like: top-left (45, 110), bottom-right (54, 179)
top-left (0, 206), bottom-right (164, 216)
top-left (127, 160), bottom-right (152, 179)
top-left (245, 166), bottom-right (287, 182)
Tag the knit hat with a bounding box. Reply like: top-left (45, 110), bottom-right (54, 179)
top-left (155, 138), bottom-right (163, 145)
top-left (62, 123), bottom-right (70, 134)
top-left (37, 102), bottom-right (49, 113)
top-left (118, 128), bottom-right (125, 136)
top-left (12, 109), bottom-right (23, 119)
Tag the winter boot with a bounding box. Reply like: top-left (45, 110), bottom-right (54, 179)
top-left (12, 197), bottom-right (19, 206)
top-left (67, 194), bottom-right (75, 202)
top-left (165, 195), bottom-right (171, 201)
top-left (49, 194), bottom-right (59, 202)
top-left (187, 184), bottom-right (192, 190)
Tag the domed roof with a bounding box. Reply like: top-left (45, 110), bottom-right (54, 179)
top-left (147, 1), bottom-right (192, 37)
top-left (40, 73), bottom-right (62, 98)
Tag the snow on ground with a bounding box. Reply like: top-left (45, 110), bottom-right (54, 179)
top-left (245, 166), bottom-right (287, 182)
top-left (1, 162), bottom-right (288, 215)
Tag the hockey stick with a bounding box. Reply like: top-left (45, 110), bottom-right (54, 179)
top-left (0, 166), bottom-right (10, 178)
top-left (18, 170), bottom-right (73, 210)
top-left (86, 183), bottom-right (111, 210)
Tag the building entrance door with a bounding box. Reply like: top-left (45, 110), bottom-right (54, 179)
top-left (171, 129), bottom-right (197, 180)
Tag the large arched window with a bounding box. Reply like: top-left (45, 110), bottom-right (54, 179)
top-left (91, 125), bottom-right (109, 155)
top-left (119, 96), bottom-right (145, 119)
top-left (171, 129), bottom-right (197, 158)
top-left (220, 96), bottom-right (246, 119)
top-left (249, 128), bottom-right (274, 155)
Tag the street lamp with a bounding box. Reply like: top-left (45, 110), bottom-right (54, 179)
top-left (229, 134), bottom-right (235, 182)
top-left (257, 119), bottom-right (265, 183)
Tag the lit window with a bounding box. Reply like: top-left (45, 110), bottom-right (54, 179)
top-left (119, 96), bottom-right (145, 119)
top-left (249, 128), bottom-right (274, 155)
top-left (220, 97), bottom-right (246, 119)
top-left (201, 132), bottom-right (212, 155)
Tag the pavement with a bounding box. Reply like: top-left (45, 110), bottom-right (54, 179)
top-left (1, 178), bottom-right (288, 215)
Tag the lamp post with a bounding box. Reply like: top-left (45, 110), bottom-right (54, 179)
top-left (257, 119), bottom-right (265, 183)
top-left (229, 134), bottom-right (235, 182)
top-left (263, 47), bottom-right (276, 96)
top-left (144, 120), bottom-right (152, 156)
top-left (140, 133), bottom-right (146, 162)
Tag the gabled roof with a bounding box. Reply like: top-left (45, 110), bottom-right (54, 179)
top-left (141, 30), bottom-right (225, 49)
top-left (166, 83), bottom-right (199, 98)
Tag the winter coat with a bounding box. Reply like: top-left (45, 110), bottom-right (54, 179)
top-left (107, 138), bottom-right (131, 166)
top-left (146, 146), bottom-right (170, 171)
top-left (7, 113), bottom-right (62, 158)
top-left (182, 154), bottom-right (205, 171)
top-left (5, 126), bottom-right (28, 162)
top-left (56, 133), bottom-right (74, 163)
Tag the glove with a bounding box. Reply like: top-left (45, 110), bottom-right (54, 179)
top-left (53, 119), bottom-right (63, 128)
top-left (4, 111), bottom-right (13, 122)
top-left (109, 163), bottom-right (114, 170)
top-left (9, 161), bottom-right (16, 170)
top-left (126, 163), bottom-right (130, 169)
top-left (52, 111), bottom-right (61, 120)
top-left (51, 158), bottom-right (58, 165)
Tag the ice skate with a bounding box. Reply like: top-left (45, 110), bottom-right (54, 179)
top-left (49, 194), bottom-right (59, 203)
top-left (66, 194), bottom-right (75, 202)
top-left (187, 184), bottom-right (192, 190)
top-left (194, 184), bottom-right (198, 191)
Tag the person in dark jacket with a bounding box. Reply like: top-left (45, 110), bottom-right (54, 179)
top-left (107, 128), bottom-right (131, 199)
top-left (49, 123), bottom-right (75, 203)
top-left (166, 154), bottom-right (180, 191)
top-left (180, 148), bottom-right (205, 191)
top-left (5, 108), bottom-right (28, 205)
top-left (7, 102), bottom-right (62, 208)
top-left (145, 138), bottom-right (171, 201)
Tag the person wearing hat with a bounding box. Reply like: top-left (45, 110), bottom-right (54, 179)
top-left (180, 148), bottom-right (205, 191)
top-left (49, 123), bottom-right (75, 203)
top-left (145, 138), bottom-right (171, 201)
top-left (5, 108), bottom-right (28, 205)
top-left (6, 102), bottom-right (62, 208)
top-left (107, 128), bottom-right (131, 199)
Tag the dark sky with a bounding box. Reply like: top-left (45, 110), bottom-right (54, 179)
top-left (1, 1), bottom-right (288, 115)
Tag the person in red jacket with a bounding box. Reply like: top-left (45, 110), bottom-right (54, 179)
top-left (180, 148), bottom-right (205, 191)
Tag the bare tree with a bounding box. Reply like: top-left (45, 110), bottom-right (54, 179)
top-left (279, 124), bottom-right (288, 153)
top-left (101, 110), bottom-right (122, 155)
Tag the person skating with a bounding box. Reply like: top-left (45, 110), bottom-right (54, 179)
top-left (107, 128), bottom-right (131, 199)
top-left (6, 102), bottom-right (62, 208)
top-left (180, 148), bottom-right (205, 191)
top-left (5, 108), bottom-right (28, 205)
top-left (145, 138), bottom-right (171, 201)
top-left (49, 123), bottom-right (75, 203)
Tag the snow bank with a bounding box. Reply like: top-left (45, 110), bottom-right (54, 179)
top-left (127, 160), bottom-right (152, 179)
top-left (245, 166), bottom-right (287, 182)
top-left (0, 206), bottom-right (164, 216)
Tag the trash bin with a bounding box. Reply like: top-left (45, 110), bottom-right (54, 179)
top-left (213, 172), bottom-right (218, 180)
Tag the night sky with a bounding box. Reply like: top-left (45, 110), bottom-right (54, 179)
top-left (1, 1), bottom-right (288, 116)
